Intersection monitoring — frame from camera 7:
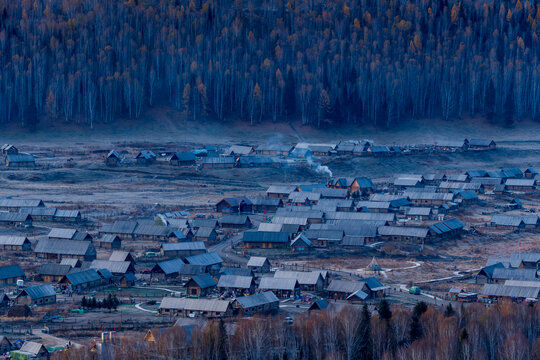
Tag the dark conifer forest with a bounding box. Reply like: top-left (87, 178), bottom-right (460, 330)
top-left (1, 0), bottom-right (539, 128)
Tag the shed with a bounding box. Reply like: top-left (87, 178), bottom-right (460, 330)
top-left (16, 285), bottom-right (56, 306)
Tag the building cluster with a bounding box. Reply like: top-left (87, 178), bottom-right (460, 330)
top-left (103, 138), bottom-right (498, 171)
top-left (157, 255), bottom-right (389, 318)
top-left (1, 144), bottom-right (35, 168)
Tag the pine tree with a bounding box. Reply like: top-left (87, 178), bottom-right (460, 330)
top-left (358, 304), bottom-right (373, 360)
top-left (284, 69), bottom-right (296, 118)
top-left (81, 296), bottom-right (87, 308)
top-left (444, 303), bottom-right (454, 317)
top-left (377, 299), bottom-right (392, 321)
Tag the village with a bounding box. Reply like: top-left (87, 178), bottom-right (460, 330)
top-left (0, 137), bottom-right (539, 359)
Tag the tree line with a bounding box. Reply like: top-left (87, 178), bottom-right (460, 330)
top-left (54, 301), bottom-right (540, 360)
top-left (1, 0), bottom-right (539, 129)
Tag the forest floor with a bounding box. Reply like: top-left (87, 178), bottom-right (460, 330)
top-left (3, 107), bottom-right (540, 148)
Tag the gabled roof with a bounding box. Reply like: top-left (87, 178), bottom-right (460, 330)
top-left (0, 213), bottom-right (31, 222)
top-left (90, 260), bottom-right (132, 274)
top-left (185, 252), bottom-right (223, 266)
top-left (0, 199), bottom-right (44, 208)
top-left (491, 214), bottom-right (527, 227)
top-left (155, 258), bottom-right (185, 275)
top-left (134, 224), bottom-right (173, 237)
top-left (178, 264), bottom-right (206, 276)
top-left (162, 242), bottom-right (206, 252)
top-left (109, 250), bottom-right (133, 262)
top-left (19, 207), bottom-right (57, 217)
top-left (266, 185), bottom-right (298, 195)
top-left (194, 227), bottom-right (217, 238)
top-left (505, 179), bottom-right (535, 187)
top-left (258, 277), bottom-right (298, 291)
top-left (100, 220), bottom-right (138, 235)
top-left (34, 238), bottom-right (95, 256)
top-left (136, 150), bottom-right (156, 160)
top-left (107, 150), bottom-right (120, 159)
top-left (491, 268), bottom-right (538, 281)
top-left (188, 274), bottom-right (217, 289)
top-left (242, 231), bottom-right (290, 244)
top-left (378, 226), bottom-right (429, 238)
top-left (54, 209), bottom-right (81, 218)
top-left (19, 341), bottom-right (48, 356)
top-left (160, 297), bottom-right (230, 312)
top-left (217, 275), bottom-right (253, 289)
top-left (170, 152), bottom-right (196, 161)
top-left (100, 234), bottom-right (121, 243)
top-left (303, 229), bottom-right (344, 241)
top-left (247, 256), bottom-right (269, 267)
top-left (0, 264), bottom-right (24, 280)
top-left (220, 215), bottom-right (251, 225)
top-left (38, 264), bottom-right (71, 277)
top-left (248, 197), bottom-right (283, 206)
top-left (326, 279), bottom-right (365, 294)
top-left (7, 153), bottom-right (35, 163)
top-left (236, 291), bottom-right (279, 309)
top-left (310, 188), bottom-right (348, 198)
top-left (65, 269), bottom-right (102, 286)
top-left (274, 270), bottom-right (321, 285)
top-left (0, 235), bottom-right (29, 246)
top-left (48, 228), bottom-right (77, 239)
top-left (291, 234), bottom-right (312, 247)
top-left (481, 284), bottom-right (540, 298)
top-left (19, 285), bottom-right (55, 299)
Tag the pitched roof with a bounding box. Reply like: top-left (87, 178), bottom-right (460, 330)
top-left (170, 152), bottom-right (196, 161)
top-left (236, 291), bottom-right (279, 308)
top-left (217, 275), bottom-right (253, 289)
top-left (54, 209), bottom-right (81, 218)
top-left (274, 270), bottom-right (322, 285)
top-left (38, 264), bottom-right (71, 276)
top-left (220, 214), bottom-right (250, 225)
top-left (90, 260), bottom-right (132, 274)
top-left (505, 179), bottom-right (535, 187)
top-left (266, 185), bottom-right (298, 195)
top-left (194, 227), bottom-right (216, 238)
top-left (378, 226), bottom-right (429, 238)
top-left (257, 223), bottom-right (283, 232)
top-left (0, 212), bottom-right (31, 222)
top-left (326, 279), bottom-right (365, 293)
top-left (7, 153), bottom-right (35, 163)
top-left (491, 214), bottom-right (526, 227)
top-left (159, 297), bottom-right (230, 312)
top-left (0, 235), bottom-right (29, 246)
top-left (291, 234), bottom-right (312, 247)
top-left (48, 228), bottom-right (77, 239)
top-left (20, 285), bottom-right (55, 299)
top-left (155, 258), bottom-right (185, 275)
top-left (0, 199), bottom-right (44, 208)
top-left (188, 274), bottom-right (217, 289)
top-left (34, 238), bottom-right (95, 256)
top-left (246, 256), bottom-right (268, 267)
top-left (19, 341), bottom-right (48, 356)
top-left (491, 268), bottom-right (538, 281)
top-left (108, 250), bottom-right (132, 262)
top-left (101, 220), bottom-right (138, 234)
top-left (19, 207), bottom-right (57, 216)
top-left (65, 269), bottom-right (102, 286)
top-left (481, 284), bottom-right (540, 298)
top-left (162, 242), bottom-right (206, 252)
top-left (259, 277), bottom-right (298, 291)
top-left (242, 231), bottom-right (290, 244)
top-left (0, 264), bottom-right (24, 280)
top-left (185, 252), bottom-right (223, 266)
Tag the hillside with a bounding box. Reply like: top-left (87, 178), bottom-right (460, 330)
top-left (0, 0), bottom-right (539, 129)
